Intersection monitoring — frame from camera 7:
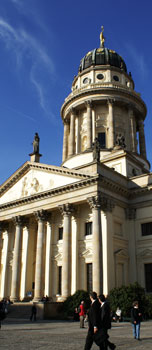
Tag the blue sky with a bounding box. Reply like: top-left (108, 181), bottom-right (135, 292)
top-left (0, 0), bottom-right (152, 184)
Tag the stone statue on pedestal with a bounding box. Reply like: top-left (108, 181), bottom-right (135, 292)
top-left (33, 133), bottom-right (40, 154)
top-left (92, 137), bottom-right (100, 162)
top-left (115, 133), bottom-right (126, 148)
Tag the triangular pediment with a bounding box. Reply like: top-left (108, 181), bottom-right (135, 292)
top-left (137, 249), bottom-right (152, 258)
top-left (0, 161), bottom-right (90, 205)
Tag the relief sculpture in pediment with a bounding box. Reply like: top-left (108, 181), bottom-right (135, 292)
top-left (21, 177), bottom-right (43, 197)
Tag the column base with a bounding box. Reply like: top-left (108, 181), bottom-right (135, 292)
top-left (32, 297), bottom-right (42, 302)
top-left (10, 297), bottom-right (20, 302)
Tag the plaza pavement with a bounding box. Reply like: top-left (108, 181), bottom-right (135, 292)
top-left (0, 318), bottom-right (152, 350)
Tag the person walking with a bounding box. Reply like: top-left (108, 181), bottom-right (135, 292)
top-left (30, 303), bottom-right (37, 321)
top-left (79, 300), bottom-right (85, 328)
top-left (131, 301), bottom-right (142, 340)
top-left (84, 291), bottom-right (107, 350)
top-left (98, 294), bottom-right (116, 350)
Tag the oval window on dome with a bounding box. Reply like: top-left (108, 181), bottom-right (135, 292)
top-left (113, 75), bottom-right (119, 82)
top-left (97, 73), bottom-right (104, 80)
top-left (83, 77), bottom-right (90, 84)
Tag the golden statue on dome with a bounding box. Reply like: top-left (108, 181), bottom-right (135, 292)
top-left (100, 25), bottom-right (105, 48)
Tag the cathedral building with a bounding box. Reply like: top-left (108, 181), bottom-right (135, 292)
top-left (0, 29), bottom-right (152, 302)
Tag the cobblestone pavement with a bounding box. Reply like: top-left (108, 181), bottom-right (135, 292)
top-left (0, 319), bottom-right (152, 350)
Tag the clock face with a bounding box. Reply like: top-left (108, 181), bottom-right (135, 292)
top-left (97, 73), bottom-right (104, 80)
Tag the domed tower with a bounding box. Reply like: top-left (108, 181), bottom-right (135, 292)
top-left (61, 28), bottom-right (150, 177)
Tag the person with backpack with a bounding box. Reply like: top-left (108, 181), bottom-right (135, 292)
top-left (98, 294), bottom-right (116, 350)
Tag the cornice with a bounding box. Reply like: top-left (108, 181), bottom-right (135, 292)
top-left (98, 174), bottom-right (129, 198)
top-left (61, 85), bottom-right (146, 118)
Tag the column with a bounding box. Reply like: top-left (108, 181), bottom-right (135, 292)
top-left (71, 215), bottom-right (78, 294)
top-left (45, 217), bottom-right (52, 297)
top-left (138, 119), bottom-right (147, 158)
top-left (34, 210), bottom-right (47, 301)
top-left (0, 224), bottom-right (2, 277)
top-left (20, 222), bottom-right (29, 300)
top-left (125, 208), bottom-right (137, 283)
top-left (86, 100), bottom-right (92, 149)
top-left (62, 119), bottom-right (70, 162)
top-left (128, 107), bottom-right (136, 152)
top-left (10, 216), bottom-right (23, 301)
top-left (68, 108), bottom-right (75, 157)
top-left (108, 99), bottom-right (114, 148)
top-left (75, 115), bottom-right (80, 154)
top-left (0, 227), bottom-right (9, 299)
top-left (59, 204), bottom-right (73, 299)
top-left (101, 208), bottom-right (115, 295)
top-left (92, 109), bottom-right (96, 142)
top-left (88, 195), bottom-right (102, 295)
top-left (0, 224), bottom-right (3, 298)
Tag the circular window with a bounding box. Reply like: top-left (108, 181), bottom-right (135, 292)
top-left (83, 77), bottom-right (90, 84)
top-left (113, 75), bottom-right (119, 82)
top-left (97, 73), bottom-right (104, 80)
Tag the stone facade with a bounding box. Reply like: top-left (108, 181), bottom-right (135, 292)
top-left (0, 31), bottom-right (152, 301)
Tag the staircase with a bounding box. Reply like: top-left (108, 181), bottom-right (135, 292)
top-left (6, 302), bottom-right (33, 320)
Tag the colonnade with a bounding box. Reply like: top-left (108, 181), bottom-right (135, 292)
top-left (62, 99), bottom-right (147, 162)
top-left (0, 196), bottom-right (116, 301)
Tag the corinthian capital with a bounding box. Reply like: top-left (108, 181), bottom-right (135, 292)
top-left (107, 98), bottom-right (115, 106)
top-left (70, 107), bottom-right (76, 115)
top-left (88, 195), bottom-right (115, 212)
top-left (12, 215), bottom-right (24, 227)
top-left (85, 100), bottom-right (93, 108)
top-left (34, 209), bottom-right (48, 222)
top-left (87, 195), bottom-right (102, 209)
top-left (59, 203), bottom-right (74, 216)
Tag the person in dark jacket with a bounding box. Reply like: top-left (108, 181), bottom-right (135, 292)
top-left (131, 301), bottom-right (142, 340)
top-left (30, 303), bottom-right (37, 321)
top-left (84, 291), bottom-right (107, 350)
top-left (98, 294), bottom-right (116, 350)
top-left (0, 300), bottom-right (7, 329)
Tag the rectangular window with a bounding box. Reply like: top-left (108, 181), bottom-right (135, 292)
top-left (87, 263), bottom-right (92, 293)
top-left (145, 263), bottom-right (152, 292)
top-left (59, 227), bottom-right (63, 240)
top-left (58, 266), bottom-right (62, 295)
top-left (85, 222), bottom-right (92, 236)
top-left (141, 222), bottom-right (152, 236)
top-left (98, 132), bottom-right (106, 148)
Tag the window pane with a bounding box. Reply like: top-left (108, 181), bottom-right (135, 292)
top-left (87, 263), bottom-right (92, 293)
top-left (145, 264), bottom-right (152, 292)
top-left (58, 266), bottom-right (62, 295)
top-left (98, 132), bottom-right (106, 148)
top-left (85, 222), bottom-right (92, 235)
top-left (59, 227), bottom-right (63, 240)
top-left (141, 222), bottom-right (152, 236)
